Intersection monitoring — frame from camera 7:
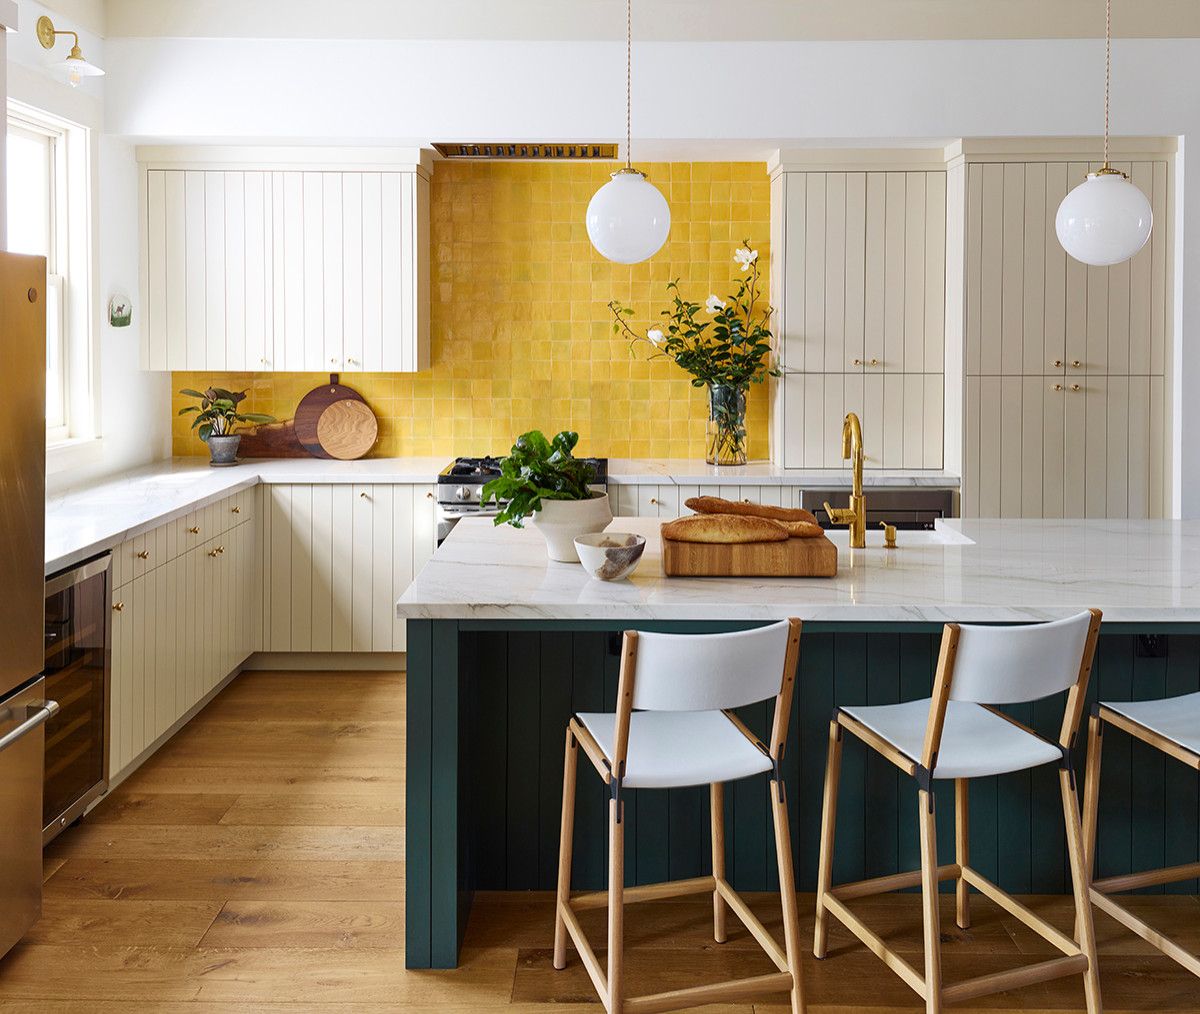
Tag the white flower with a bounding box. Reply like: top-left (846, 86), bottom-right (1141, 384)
top-left (646, 328), bottom-right (665, 347)
top-left (734, 247), bottom-right (758, 271)
top-left (705, 295), bottom-right (726, 314)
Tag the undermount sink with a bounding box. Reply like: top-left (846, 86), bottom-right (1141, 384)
top-left (825, 526), bottom-right (974, 548)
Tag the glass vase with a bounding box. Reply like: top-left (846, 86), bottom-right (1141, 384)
top-left (706, 383), bottom-right (748, 465)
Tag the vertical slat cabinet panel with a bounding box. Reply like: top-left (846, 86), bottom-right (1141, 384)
top-left (1063, 376), bottom-right (1087, 517)
top-left (281, 171), bottom-right (305, 370)
top-left (145, 170), bottom-right (168, 369)
top-left (1106, 166), bottom-right (1134, 378)
top-left (302, 172), bottom-right (325, 370)
top-left (1042, 379), bottom-right (1066, 520)
top-left (1063, 161), bottom-right (1090, 372)
top-left (224, 172), bottom-right (247, 371)
top-left (342, 174), bottom-right (365, 377)
top-left (412, 486), bottom-right (438, 578)
top-left (1128, 163), bottom-right (1153, 375)
top-left (902, 373), bottom-right (924, 469)
top-left (392, 485), bottom-right (416, 651)
top-left (881, 374), bottom-right (904, 469)
top-left (978, 164), bottom-right (1003, 375)
top-left (322, 173), bottom-right (344, 374)
top-left (289, 484), bottom-right (314, 653)
top-left (243, 172), bottom-right (270, 370)
top-left (1150, 161), bottom-right (1168, 377)
top-left (1083, 378), bottom-right (1108, 517)
top-left (653, 485), bottom-right (681, 516)
top-left (154, 561), bottom-right (173, 742)
top-left (371, 485), bottom-right (396, 651)
top-left (1150, 376), bottom-right (1165, 518)
top-left (381, 173), bottom-right (405, 371)
top-left (844, 173), bottom-right (866, 370)
top-left (310, 484), bottom-right (334, 652)
top-left (109, 587), bottom-right (129, 776)
top-left (1106, 376), bottom-right (1131, 519)
top-left (1083, 161), bottom-right (1112, 375)
top-left (882, 172), bottom-right (906, 372)
top-left (131, 572), bottom-right (148, 762)
top-left (268, 485), bottom-right (293, 651)
top-left (351, 485), bottom-right (375, 652)
top-left (822, 172), bottom-right (846, 374)
top-left (963, 376), bottom-right (980, 516)
top-left (1000, 163), bottom-right (1024, 375)
top-left (924, 170), bottom-right (946, 374)
top-left (964, 164), bottom-right (983, 375)
top-left (162, 171), bottom-right (188, 368)
top-left (902, 171), bottom-right (926, 373)
top-left (1022, 164), bottom-right (1047, 374)
top-left (271, 172), bottom-right (287, 369)
top-left (976, 377), bottom-right (1001, 517)
top-left (413, 173), bottom-right (432, 370)
top-left (923, 374), bottom-right (943, 468)
top-left (802, 173), bottom-right (826, 374)
top-left (360, 172), bottom-right (384, 372)
top-left (1043, 163), bottom-right (1068, 371)
top-left (203, 171), bottom-right (226, 367)
top-left (999, 376), bottom-right (1024, 518)
top-left (184, 170), bottom-right (207, 369)
top-left (1020, 377), bottom-right (1046, 518)
top-left (332, 485), bottom-right (355, 651)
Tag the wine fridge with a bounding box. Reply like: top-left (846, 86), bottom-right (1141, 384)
top-left (41, 554), bottom-right (111, 843)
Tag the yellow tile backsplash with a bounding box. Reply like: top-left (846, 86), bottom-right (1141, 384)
top-left (172, 161), bottom-right (771, 459)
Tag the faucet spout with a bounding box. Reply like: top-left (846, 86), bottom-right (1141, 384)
top-left (822, 412), bottom-right (867, 548)
top-left (842, 412), bottom-right (864, 500)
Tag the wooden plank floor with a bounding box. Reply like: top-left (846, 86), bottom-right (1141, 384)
top-left (2, 670), bottom-right (1198, 1012)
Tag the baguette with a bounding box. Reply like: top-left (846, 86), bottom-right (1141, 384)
top-left (660, 513), bottom-right (788, 544)
top-left (779, 519), bottom-right (824, 539)
top-left (685, 495), bottom-right (819, 526)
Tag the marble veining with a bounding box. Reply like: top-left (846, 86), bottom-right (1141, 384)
top-left (397, 515), bottom-right (1200, 623)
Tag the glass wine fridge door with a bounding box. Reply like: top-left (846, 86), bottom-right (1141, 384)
top-left (42, 554), bottom-right (110, 841)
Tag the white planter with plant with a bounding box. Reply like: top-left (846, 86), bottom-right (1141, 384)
top-left (178, 387), bottom-right (275, 466)
top-left (481, 430), bottom-right (611, 563)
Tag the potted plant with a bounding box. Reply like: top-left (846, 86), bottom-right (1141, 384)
top-left (608, 240), bottom-right (778, 465)
top-left (178, 387), bottom-right (275, 466)
top-left (481, 430), bottom-right (612, 562)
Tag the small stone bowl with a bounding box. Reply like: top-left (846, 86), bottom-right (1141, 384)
top-left (574, 532), bottom-right (646, 582)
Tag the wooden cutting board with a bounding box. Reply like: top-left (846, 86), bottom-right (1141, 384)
top-left (662, 534), bottom-right (838, 577)
top-left (294, 382), bottom-right (367, 458)
top-left (316, 399), bottom-right (378, 460)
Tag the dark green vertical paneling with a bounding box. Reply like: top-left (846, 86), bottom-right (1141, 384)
top-left (896, 635), bottom-right (933, 884)
top-left (1030, 691), bottom-right (1068, 893)
top-left (404, 619), bottom-right (433, 968)
top-left (1097, 637), bottom-right (1134, 882)
top-left (730, 700), bottom-right (770, 889)
top-left (474, 632), bottom-right (508, 888)
top-left (538, 632), bottom-right (575, 888)
top-left (570, 631), bottom-right (608, 889)
top-left (997, 702), bottom-right (1034, 893)
top-left (505, 633), bottom-right (540, 888)
top-left (1130, 646), bottom-right (1168, 894)
top-left (1164, 637), bottom-right (1200, 893)
top-left (866, 634), bottom-right (901, 879)
top-left (833, 634), bottom-right (868, 885)
top-left (430, 621), bottom-right (463, 967)
top-left (798, 633), bottom-right (835, 889)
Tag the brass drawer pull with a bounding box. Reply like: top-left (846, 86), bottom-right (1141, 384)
top-left (425, 491), bottom-right (434, 499)
top-left (207, 546), bottom-right (225, 557)
top-left (1052, 359), bottom-right (1063, 368)
top-left (112, 602), bottom-right (124, 612)
top-left (188, 526), bottom-right (200, 534)
top-left (649, 497), bottom-right (659, 505)
top-left (1071, 360), bottom-right (1082, 368)
top-left (852, 358), bottom-right (880, 367)
top-left (1071, 384), bottom-right (1082, 392)
top-left (1052, 384), bottom-right (1064, 391)
top-left (231, 505), bottom-right (241, 514)
top-left (136, 550), bottom-right (150, 560)
top-left (360, 491), bottom-right (370, 500)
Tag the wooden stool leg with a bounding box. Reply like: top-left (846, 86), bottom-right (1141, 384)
top-left (954, 778), bottom-right (970, 930)
top-left (710, 782), bottom-right (727, 944)
top-left (919, 789), bottom-right (943, 1014)
top-left (1062, 767), bottom-right (1103, 1014)
top-left (608, 795), bottom-right (625, 1013)
top-left (553, 728), bottom-right (578, 970)
top-left (772, 781), bottom-right (808, 1014)
top-left (1081, 712), bottom-right (1104, 881)
top-left (813, 718), bottom-right (843, 959)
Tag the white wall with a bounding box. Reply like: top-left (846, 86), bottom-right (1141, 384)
top-left (6, 0), bottom-right (170, 493)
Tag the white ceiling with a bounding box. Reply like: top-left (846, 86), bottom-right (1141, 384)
top-left (94, 0), bottom-right (1200, 42)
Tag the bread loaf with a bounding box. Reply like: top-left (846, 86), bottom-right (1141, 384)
top-left (779, 519), bottom-right (824, 539)
top-left (660, 513), bottom-right (788, 544)
top-left (685, 496), bottom-right (820, 526)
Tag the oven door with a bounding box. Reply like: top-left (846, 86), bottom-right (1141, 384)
top-left (0, 677), bottom-right (57, 959)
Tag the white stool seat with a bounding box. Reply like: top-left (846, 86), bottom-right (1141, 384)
top-left (841, 699), bottom-right (1062, 779)
top-left (1102, 691), bottom-right (1200, 757)
top-left (576, 710), bottom-right (773, 789)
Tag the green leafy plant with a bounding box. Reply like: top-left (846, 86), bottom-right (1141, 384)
top-left (606, 239), bottom-right (779, 390)
top-left (481, 430), bottom-right (599, 528)
top-left (177, 387), bottom-right (275, 443)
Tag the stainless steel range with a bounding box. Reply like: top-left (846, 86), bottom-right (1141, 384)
top-left (436, 455), bottom-right (608, 545)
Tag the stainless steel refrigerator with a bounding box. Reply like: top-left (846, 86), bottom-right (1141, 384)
top-left (0, 250), bottom-right (56, 960)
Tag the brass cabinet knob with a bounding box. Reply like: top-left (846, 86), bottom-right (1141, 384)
top-left (112, 601), bottom-right (124, 612)
top-left (231, 505), bottom-right (241, 514)
top-left (136, 550), bottom-right (150, 560)
top-left (330, 357), bottom-right (339, 365)
top-left (1052, 359), bottom-right (1063, 368)
top-left (260, 358), bottom-right (269, 365)
top-left (347, 357), bottom-right (358, 366)
top-left (1071, 384), bottom-right (1082, 392)
top-left (649, 497), bottom-right (659, 505)
top-left (1071, 360), bottom-right (1082, 368)
top-left (207, 549), bottom-right (218, 557)
top-left (188, 526), bottom-right (200, 534)
top-left (360, 491), bottom-right (370, 499)
top-left (1052, 384), bottom-right (1064, 391)
top-left (425, 491), bottom-right (434, 499)
top-left (207, 546), bottom-right (225, 557)
top-left (852, 357), bottom-right (880, 367)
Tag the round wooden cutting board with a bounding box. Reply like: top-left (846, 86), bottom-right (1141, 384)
top-left (316, 399), bottom-right (379, 460)
top-left (294, 382), bottom-right (367, 458)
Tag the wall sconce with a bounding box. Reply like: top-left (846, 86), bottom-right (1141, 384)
top-left (36, 15), bottom-right (105, 88)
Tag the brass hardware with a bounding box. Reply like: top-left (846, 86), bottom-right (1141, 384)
top-left (330, 358), bottom-right (338, 365)
top-left (649, 497), bottom-right (659, 505)
top-left (36, 15), bottom-right (103, 82)
top-left (823, 412), bottom-right (867, 548)
top-left (112, 602), bottom-right (124, 612)
top-left (1071, 360), bottom-right (1082, 368)
top-left (260, 358), bottom-right (269, 365)
top-left (207, 549), bottom-right (219, 558)
top-left (1052, 384), bottom-right (1064, 391)
top-left (188, 526), bottom-right (200, 534)
top-left (425, 491), bottom-right (434, 499)
top-left (1071, 384), bottom-right (1082, 392)
top-left (360, 492), bottom-right (370, 499)
top-left (1052, 359), bottom-right (1063, 368)
top-left (135, 550), bottom-right (150, 560)
top-left (27, 288), bottom-right (38, 303)
top-left (853, 358), bottom-right (880, 367)
top-left (231, 506), bottom-right (241, 514)
top-left (347, 358), bottom-right (358, 366)
top-left (216, 546), bottom-right (224, 554)
top-left (880, 522), bottom-right (897, 549)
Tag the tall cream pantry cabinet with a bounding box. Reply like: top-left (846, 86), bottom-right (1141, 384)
top-left (138, 147), bottom-right (431, 373)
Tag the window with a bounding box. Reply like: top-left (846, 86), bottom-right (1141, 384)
top-left (7, 111), bottom-right (70, 439)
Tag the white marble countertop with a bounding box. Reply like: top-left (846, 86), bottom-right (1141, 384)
top-left (45, 456), bottom-right (958, 574)
top-left (396, 516), bottom-right (1200, 624)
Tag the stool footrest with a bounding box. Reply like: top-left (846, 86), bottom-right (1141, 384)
top-left (830, 863), bottom-right (960, 901)
top-left (557, 900), bottom-right (608, 1006)
top-left (1093, 860), bottom-right (1200, 895)
top-left (960, 865), bottom-right (1080, 956)
top-left (714, 877), bottom-right (789, 972)
top-left (821, 893), bottom-right (927, 998)
top-left (568, 875), bottom-right (715, 911)
top-left (623, 971), bottom-right (795, 1014)
top-left (1089, 888), bottom-right (1200, 978)
top-left (941, 954), bottom-right (1089, 1005)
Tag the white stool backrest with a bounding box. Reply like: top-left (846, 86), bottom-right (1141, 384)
top-left (630, 620), bottom-right (793, 712)
top-left (947, 612), bottom-right (1094, 705)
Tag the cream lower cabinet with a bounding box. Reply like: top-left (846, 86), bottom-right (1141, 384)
top-left (607, 483), bottom-right (797, 517)
top-left (261, 483), bottom-right (437, 653)
top-left (109, 494), bottom-right (259, 780)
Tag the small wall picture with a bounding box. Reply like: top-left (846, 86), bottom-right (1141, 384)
top-left (108, 292), bottom-right (132, 328)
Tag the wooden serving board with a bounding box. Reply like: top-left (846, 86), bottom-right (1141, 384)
top-left (294, 381), bottom-right (367, 458)
top-left (662, 534), bottom-right (838, 577)
top-left (317, 399), bottom-right (378, 460)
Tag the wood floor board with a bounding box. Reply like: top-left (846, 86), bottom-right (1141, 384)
top-left (4, 668), bottom-right (1196, 1012)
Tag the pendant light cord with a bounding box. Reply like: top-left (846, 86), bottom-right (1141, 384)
top-left (1103, 0), bottom-right (1111, 168)
top-left (626, 0), bottom-right (632, 169)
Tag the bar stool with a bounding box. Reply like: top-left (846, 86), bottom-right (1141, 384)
top-left (813, 610), bottom-right (1104, 1014)
top-left (1081, 690), bottom-right (1200, 977)
top-left (553, 619), bottom-right (807, 1014)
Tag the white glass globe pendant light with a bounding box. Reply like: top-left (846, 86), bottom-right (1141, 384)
top-left (1055, 0), bottom-right (1152, 266)
top-left (586, 0), bottom-right (670, 264)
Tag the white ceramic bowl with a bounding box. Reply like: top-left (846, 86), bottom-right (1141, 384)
top-left (574, 531), bottom-right (646, 581)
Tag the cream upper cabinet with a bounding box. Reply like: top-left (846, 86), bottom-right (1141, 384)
top-left (950, 139), bottom-right (1174, 518)
top-left (769, 152), bottom-right (948, 470)
top-left (139, 147), bottom-right (431, 373)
